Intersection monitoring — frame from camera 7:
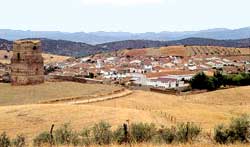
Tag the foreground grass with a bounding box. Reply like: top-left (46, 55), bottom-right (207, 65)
top-left (1, 86), bottom-right (250, 146)
top-left (56, 144), bottom-right (250, 147)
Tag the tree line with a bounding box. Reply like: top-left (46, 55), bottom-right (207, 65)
top-left (189, 71), bottom-right (250, 91)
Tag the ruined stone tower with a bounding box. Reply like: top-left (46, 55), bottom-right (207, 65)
top-left (11, 40), bottom-right (44, 85)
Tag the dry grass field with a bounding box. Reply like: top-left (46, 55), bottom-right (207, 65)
top-left (0, 86), bottom-right (250, 146)
top-left (0, 50), bottom-right (70, 64)
top-left (91, 88), bottom-right (250, 131)
top-left (118, 45), bottom-right (250, 58)
top-left (121, 46), bottom-right (187, 57)
top-left (186, 46), bottom-right (250, 57)
top-left (0, 82), bottom-right (122, 106)
top-left (55, 144), bottom-right (250, 147)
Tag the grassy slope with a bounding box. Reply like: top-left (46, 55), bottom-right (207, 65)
top-left (0, 82), bottom-right (122, 106)
top-left (91, 87), bottom-right (250, 131)
top-left (119, 45), bottom-right (249, 58)
top-left (0, 86), bottom-right (250, 145)
top-left (58, 144), bottom-right (250, 147)
top-left (0, 50), bottom-right (70, 64)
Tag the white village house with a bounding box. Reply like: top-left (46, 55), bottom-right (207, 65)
top-left (133, 74), bottom-right (194, 89)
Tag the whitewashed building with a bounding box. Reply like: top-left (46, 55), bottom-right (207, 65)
top-left (134, 74), bottom-right (193, 89)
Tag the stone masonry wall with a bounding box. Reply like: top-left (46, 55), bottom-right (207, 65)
top-left (11, 40), bottom-right (44, 85)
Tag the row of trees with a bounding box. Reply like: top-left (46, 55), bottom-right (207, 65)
top-left (190, 71), bottom-right (250, 91)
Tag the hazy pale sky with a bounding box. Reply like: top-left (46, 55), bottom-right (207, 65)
top-left (1, 0), bottom-right (249, 32)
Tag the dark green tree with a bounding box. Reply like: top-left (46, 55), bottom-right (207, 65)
top-left (189, 72), bottom-right (210, 90)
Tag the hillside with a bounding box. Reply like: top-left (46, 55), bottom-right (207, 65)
top-left (0, 38), bottom-right (12, 50)
top-left (97, 40), bottom-right (166, 51)
top-left (1, 38), bottom-right (250, 57)
top-left (103, 45), bottom-right (250, 59)
top-left (0, 38), bottom-right (106, 57)
top-left (0, 82), bottom-right (122, 106)
top-left (0, 50), bottom-right (70, 64)
top-left (98, 38), bottom-right (250, 51)
top-left (0, 86), bottom-right (250, 144)
top-left (39, 38), bottom-right (107, 57)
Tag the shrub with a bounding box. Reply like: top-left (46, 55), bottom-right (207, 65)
top-left (158, 127), bottom-right (176, 144)
top-left (92, 121), bottom-right (113, 145)
top-left (12, 134), bottom-right (26, 147)
top-left (79, 127), bottom-right (92, 146)
top-left (130, 123), bottom-right (157, 143)
top-left (113, 126), bottom-right (126, 144)
top-left (33, 131), bottom-right (51, 147)
top-left (214, 115), bottom-right (250, 144)
top-left (176, 122), bottom-right (201, 143)
top-left (232, 74), bottom-right (244, 86)
top-left (71, 132), bottom-right (80, 147)
top-left (227, 115), bottom-right (250, 143)
top-left (54, 123), bottom-right (75, 145)
top-left (0, 132), bottom-right (11, 147)
top-left (214, 124), bottom-right (229, 144)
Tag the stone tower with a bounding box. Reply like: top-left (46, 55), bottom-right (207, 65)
top-left (11, 40), bottom-right (44, 86)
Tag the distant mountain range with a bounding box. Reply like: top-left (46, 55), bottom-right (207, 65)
top-left (1, 27), bottom-right (250, 44)
top-left (0, 37), bottom-right (250, 57)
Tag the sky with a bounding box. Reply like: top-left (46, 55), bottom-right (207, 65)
top-left (1, 0), bottom-right (249, 33)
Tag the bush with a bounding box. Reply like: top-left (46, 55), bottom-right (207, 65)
top-left (0, 132), bottom-right (11, 147)
top-left (176, 122), bottom-right (201, 143)
top-left (232, 74), bottom-right (244, 86)
top-left (214, 124), bottom-right (229, 144)
top-left (92, 121), bottom-right (113, 145)
top-left (130, 123), bottom-right (157, 143)
top-left (228, 115), bottom-right (250, 143)
top-left (54, 123), bottom-right (75, 145)
top-left (70, 132), bottom-right (80, 147)
top-left (12, 134), bottom-right (26, 147)
top-left (113, 126), bottom-right (126, 144)
top-left (214, 115), bottom-right (250, 144)
top-left (79, 127), bottom-right (92, 146)
top-left (158, 127), bottom-right (176, 144)
top-left (33, 131), bottom-right (51, 147)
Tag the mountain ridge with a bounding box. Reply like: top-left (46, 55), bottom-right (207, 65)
top-left (0, 37), bottom-right (250, 57)
top-left (1, 27), bottom-right (250, 44)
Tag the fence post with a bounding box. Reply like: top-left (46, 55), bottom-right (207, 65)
top-left (50, 124), bottom-right (55, 146)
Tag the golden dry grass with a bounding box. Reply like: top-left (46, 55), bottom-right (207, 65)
top-left (42, 53), bottom-right (71, 64)
top-left (10, 143), bottom-right (249, 147)
top-left (0, 50), bottom-right (70, 64)
top-left (0, 104), bottom-right (155, 143)
top-left (186, 46), bottom-right (250, 57)
top-left (56, 144), bottom-right (250, 147)
top-left (0, 86), bottom-right (250, 146)
top-left (122, 46), bottom-right (187, 57)
top-left (91, 87), bottom-right (250, 131)
top-left (158, 46), bottom-right (187, 57)
top-left (122, 45), bottom-right (250, 58)
top-left (0, 82), bottom-right (122, 106)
